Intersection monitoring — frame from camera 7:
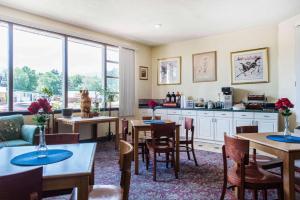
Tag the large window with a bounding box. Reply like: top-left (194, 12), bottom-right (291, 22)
top-left (0, 22), bottom-right (8, 112)
top-left (13, 26), bottom-right (63, 111)
top-left (0, 21), bottom-right (120, 113)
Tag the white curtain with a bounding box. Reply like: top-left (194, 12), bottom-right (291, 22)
top-left (119, 47), bottom-right (135, 117)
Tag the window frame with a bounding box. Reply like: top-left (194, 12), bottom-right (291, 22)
top-left (0, 20), bottom-right (121, 114)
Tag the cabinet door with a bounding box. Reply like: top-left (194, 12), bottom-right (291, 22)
top-left (233, 118), bottom-right (253, 135)
top-left (215, 117), bottom-right (232, 141)
top-left (197, 116), bottom-right (214, 140)
top-left (167, 115), bottom-right (184, 137)
top-left (257, 120), bottom-right (277, 132)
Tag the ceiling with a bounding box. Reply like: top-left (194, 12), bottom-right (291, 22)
top-left (0, 0), bottom-right (300, 46)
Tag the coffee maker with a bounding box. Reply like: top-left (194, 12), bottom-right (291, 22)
top-left (221, 87), bottom-right (233, 109)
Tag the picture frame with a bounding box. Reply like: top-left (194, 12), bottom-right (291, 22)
top-left (231, 47), bottom-right (269, 85)
top-left (139, 66), bottom-right (148, 80)
top-left (193, 51), bottom-right (217, 82)
top-left (157, 56), bottom-right (181, 85)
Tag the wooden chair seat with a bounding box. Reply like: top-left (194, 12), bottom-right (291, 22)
top-left (146, 141), bottom-right (174, 153)
top-left (228, 164), bottom-right (282, 187)
top-left (88, 185), bottom-right (122, 200)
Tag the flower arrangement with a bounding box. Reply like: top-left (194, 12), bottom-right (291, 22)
top-left (28, 98), bottom-right (52, 126)
top-left (148, 100), bottom-right (158, 110)
top-left (275, 98), bottom-right (294, 116)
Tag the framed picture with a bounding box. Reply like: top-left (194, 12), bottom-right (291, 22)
top-left (193, 51), bottom-right (217, 82)
top-left (139, 66), bottom-right (148, 80)
top-left (231, 47), bottom-right (269, 84)
top-left (157, 57), bottom-right (181, 85)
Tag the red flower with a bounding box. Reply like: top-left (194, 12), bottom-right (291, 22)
top-left (148, 100), bottom-right (158, 109)
top-left (37, 98), bottom-right (52, 113)
top-left (275, 98), bottom-right (294, 110)
top-left (28, 101), bottom-right (41, 114)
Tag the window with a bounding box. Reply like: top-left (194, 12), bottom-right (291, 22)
top-left (0, 20), bottom-right (121, 113)
top-left (13, 26), bottom-right (64, 111)
top-left (106, 46), bottom-right (119, 108)
top-left (0, 22), bottom-right (8, 111)
top-left (67, 38), bottom-right (104, 109)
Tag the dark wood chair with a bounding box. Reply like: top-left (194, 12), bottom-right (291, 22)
top-left (34, 133), bottom-right (80, 145)
top-left (72, 140), bottom-right (132, 200)
top-left (221, 134), bottom-right (283, 200)
top-left (145, 123), bottom-right (178, 181)
top-left (236, 126), bottom-right (283, 174)
top-left (179, 117), bottom-right (198, 166)
top-left (121, 119), bottom-right (145, 162)
top-left (142, 116), bottom-right (162, 120)
top-left (0, 167), bottom-right (43, 200)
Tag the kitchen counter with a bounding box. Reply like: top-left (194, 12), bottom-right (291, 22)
top-left (138, 106), bottom-right (278, 113)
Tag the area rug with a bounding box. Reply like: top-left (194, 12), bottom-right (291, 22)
top-left (47, 141), bottom-right (282, 200)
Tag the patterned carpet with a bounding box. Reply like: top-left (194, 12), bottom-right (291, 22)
top-left (47, 141), bottom-right (284, 200)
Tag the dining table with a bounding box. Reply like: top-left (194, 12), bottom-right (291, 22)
top-left (130, 119), bottom-right (181, 176)
top-left (237, 132), bottom-right (300, 200)
top-left (0, 143), bottom-right (96, 200)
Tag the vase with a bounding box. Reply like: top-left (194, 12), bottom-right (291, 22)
top-left (283, 115), bottom-right (291, 137)
top-left (152, 109), bottom-right (155, 120)
top-left (37, 125), bottom-right (48, 158)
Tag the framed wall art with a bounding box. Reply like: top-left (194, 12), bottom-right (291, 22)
top-left (231, 47), bottom-right (269, 84)
top-left (193, 51), bottom-right (217, 82)
top-left (139, 66), bottom-right (148, 80)
top-left (157, 57), bottom-right (181, 85)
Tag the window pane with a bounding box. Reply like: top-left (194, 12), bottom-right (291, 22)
top-left (106, 46), bottom-right (119, 62)
top-left (110, 93), bottom-right (119, 108)
top-left (0, 22), bottom-right (8, 112)
top-left (107, 62), bottom-right (119, 77)
top-left (107, 78), bottom-right (119, 93)
top-left (68, 38), bottom-right (104, 109)
top-left (13, 25), bottom-right (64, 111)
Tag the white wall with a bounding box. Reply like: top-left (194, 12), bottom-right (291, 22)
top-left (151, 25), bottom-right (278, 103)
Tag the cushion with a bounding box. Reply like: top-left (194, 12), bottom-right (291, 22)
top-left (0, 115), bottom-right (24, 141)
top-left (1, 139), bottom-right (31, 147)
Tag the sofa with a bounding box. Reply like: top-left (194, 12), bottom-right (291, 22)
top-left (0, 114), bottom-right (39, 147)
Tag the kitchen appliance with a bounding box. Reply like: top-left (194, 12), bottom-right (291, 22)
top-left (180, 96), bottom-right (194, 108)
top-left (246, 94), bottom-right (266, 110)
top-left (221, 87), bottom-right (233, 109)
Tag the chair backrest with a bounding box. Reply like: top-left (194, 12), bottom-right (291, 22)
top-left (119, 140), bottom-right (133, 200)
top-left (0, 167), bottom-right (43, 200)
top-left (236, 126), bottom-right (258, 134)
top-left (34, 133), bottom-right (79, 145)
top-left (150, 123), bottom-right (176, 141)
top-left (184, 117), bottom-right (194, 130)
top-left (142, 116), bottom-right (161, 120)
top-left (223, 134), bottom-right (249, 165)
top-left (121, 119), bottom-right (129, 141)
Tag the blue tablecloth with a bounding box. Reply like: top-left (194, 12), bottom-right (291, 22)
top-left (11, 149), bottom-right (73, 166)
top-left (266, 135), bottom-right (300, 143)
top-left (143, 120), bottom-right (165, 124)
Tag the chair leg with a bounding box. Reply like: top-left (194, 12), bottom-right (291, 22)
top-left (172, 151), bottom-right (178, 179)
top-left (253, 189), bottom-right (258, 200)
top-left (278, 186), bottom-right (283, 200)
top-left (191, 142), bottom-right (198, 166)
top-left (145, 148), bottom-right (149, 170)
top-left (238, 187), bottom-right (245, 200)
top-left (220, 176), bottom-right (227, 200)
top-left (262, 189), bottom-right (267, 200)
top-left (153, 152), bottom-right (157, 181)
top-left (186, 144), bottom-right (191, 160)
top-left (166, 152), bottom-right (169, 168)
top-left (141, 146), bottom-right (145, 162)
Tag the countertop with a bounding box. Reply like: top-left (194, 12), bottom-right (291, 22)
top-left (139, 106), bottom-right (278, 113)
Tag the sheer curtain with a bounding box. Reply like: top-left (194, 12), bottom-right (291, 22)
top-left (119, 47), bottom-right (135, 117)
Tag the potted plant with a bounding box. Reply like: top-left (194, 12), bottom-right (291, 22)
top-left (275, 98), bottom-right (294, 137)
top-left (148, 100), bottom-right (158, 120)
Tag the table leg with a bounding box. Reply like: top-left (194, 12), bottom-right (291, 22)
top-left (73, 123), bottom-right (79, 133)
top-left (77, 175), bottom-right (89, 200)
top-left (53, 119), bottom-right (58, 133)
top-left (133, 127), bottom-right (139, 175)
top-left (283, 153), bottom-right (295, 200)
top-left (115, 118), bottom-right (120, 149)
top-left (92, 124), bottom-right (97, 141)
top-left (175, 126), bottom-right (180, 178)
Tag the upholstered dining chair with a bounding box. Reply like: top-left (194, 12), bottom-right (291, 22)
top-left (179, 117), bottom-right (198, 166)
top-left (0, 167), bottom-right (43, 200)
top-left (34, 133), bottom-right (80, 145)
top-left (71, 140), bottom-right (133, 200)
top-left (121, 119), bottom-right (145, 162)
top-left (221, 134), bottom-right (283, 200)
top-left (145, 123), bottom-right (177, 181)
top-left (236, 126), bottom-right (283, 175)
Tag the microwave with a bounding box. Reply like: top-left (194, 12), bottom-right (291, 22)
top-left (184, 100), bottom-right (194, 109)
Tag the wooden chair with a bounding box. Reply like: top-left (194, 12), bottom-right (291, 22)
top-left (142, 116), bottom-right (162, 120)
top-left (236, 126), bottom-right (283, 174)
top-left (145, 123), bottom-right (178, 181)
top-left (179, 117), bottom-right (198, 166)
top-left (83, 140), bottom-right (133, 200)
top-left (0, 167), bottom-right (43, 200)
top-left (121, 119), bottom-right (145, 162)
top-left (221, 134), bottom-right (283, 200)
top-left (34, 133), bottom-right (80, 145)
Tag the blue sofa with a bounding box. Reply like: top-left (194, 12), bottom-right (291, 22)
top-left (0, 114), bottom-right (39, 147)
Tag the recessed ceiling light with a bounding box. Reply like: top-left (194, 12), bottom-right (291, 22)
top-left (154, 24), bottom-right (162, 29)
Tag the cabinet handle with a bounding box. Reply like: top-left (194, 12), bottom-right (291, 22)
top-left (264, 115), bottom-right (270, 118)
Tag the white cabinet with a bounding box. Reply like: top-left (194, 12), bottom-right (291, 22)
top-left (197, 116), bottom-right (214, 140)
top-left (155, 109), bottom-right (168, 120)
top-left (257, 120), bottom-right (277, 132)
top-left (215, 117), bottom-right (232, 141)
